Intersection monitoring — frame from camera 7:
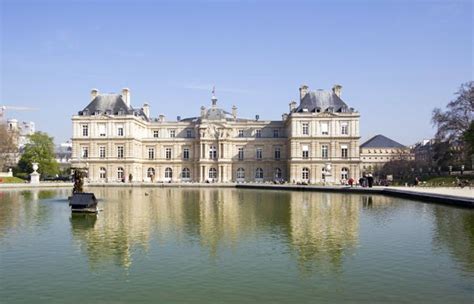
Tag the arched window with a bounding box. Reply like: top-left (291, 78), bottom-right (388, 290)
top-left (182, 168), bottom-right (191, 179)
top-left (147, 167), bottom-right (155, 178)
top-left (117, 167), bottom-right (124, 180)
top-left (237, 168), bottom-right (245, 179)
top-left (302, 167), bottom-right (310, 180)
top-left (341, 167), bottom-right (349, 180)
top-left (165, 167), bottom-right (173, 179)
top-left (99, 167), bottom-right (106, 179)
top-left (255, 168), bottom-right (264, 179)
top-left (209, 167), bottom-right (217, 179)
top-left (275, 168), bottom-right (282, 179)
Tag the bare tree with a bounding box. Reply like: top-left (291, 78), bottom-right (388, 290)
top-left (432, 81), bottom-right (474, 142)
top-left (0, 124), bottom-right (19, 171)
top-left (432, 81), bottom-right (474, 167)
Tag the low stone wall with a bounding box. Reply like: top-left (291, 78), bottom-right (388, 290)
top-left (0, 182), bottom-right (73, 189)
top-left (0, 182), bottom-right (471, 208)
top-left (234, 184), bottom-right (474, 208)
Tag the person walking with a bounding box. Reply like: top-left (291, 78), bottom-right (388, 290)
top-left (367, 174), bottom-right (374, 188)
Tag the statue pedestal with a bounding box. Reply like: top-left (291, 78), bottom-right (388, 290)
top-left (30, 172), bottom-right (40, 184)
top-left (324, 174), bottom-right (334, 184)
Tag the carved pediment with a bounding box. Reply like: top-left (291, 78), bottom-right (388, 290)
top-left (317, 112), bottom-right (337, 118)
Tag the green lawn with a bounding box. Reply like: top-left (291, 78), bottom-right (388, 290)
top-left (420, 175), bottom-right (473, 187)
top-left (0, 176), bottom-right (27, 184)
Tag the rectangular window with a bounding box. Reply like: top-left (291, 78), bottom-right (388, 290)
top-left (186, 129), bottom-right (192, 138)
top-left (238, 147), bottom-right (244, 160)
top-left (117, 126), bottom-right (124, 137)
top-left (153, 130), bottom-right (159, 138)
top-left (99, 146), bottom-right (106, 159)
top-left (209, 146), bottom-right (217, 159)
top-left (81, 146), bottom-right (89, 159)
top-left (256, 147), bottom-right (263, 160)
top-left (117, 146), bottom-right (124, 159)
top-left (302, 123), bottom-right (309, 135)
top-left (273, 129), bottom-right (279, 138)
top-left (169, 129), bottom-right (176, 138)
top-left (274, 147), bottom-right (281, 160)
top-left (341, 122), bottom-right (348, 135)
top-left (238, 130), bottom-right (244, 137)
top-left (165, 148), bottom-right (172, 160)
top-left (183, 148), bottom-right (190, 160)
top-left (321, 122), bottom-right (329, 135)
top-left (82, 125), bottom-right (88, 137)
top-left (98, 124), bottom-right (106, 137)
top-left (321, 145), bottom-right (328, 159)
top-left (341, 145), bottom-right (348, 159)
top-left (256, 129), bottom-right (261, 138)
top-left (148, 147), bottom-right (155, 160)
top-left (302, 145), bottom-right (309, 159)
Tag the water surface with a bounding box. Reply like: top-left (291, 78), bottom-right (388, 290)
top-left (0, 188), bottom-right (473, 303)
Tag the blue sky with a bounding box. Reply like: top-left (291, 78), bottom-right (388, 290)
top-left (1, 0), bottom-right (472, 145)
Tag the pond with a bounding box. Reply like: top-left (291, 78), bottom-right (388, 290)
top-left (0, 188), bottom-right (473, 303)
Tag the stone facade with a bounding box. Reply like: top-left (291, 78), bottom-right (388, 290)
top-left (359, 134), bottom-right (414, 173)
top-left (71, 85), bottom-right (360, 184)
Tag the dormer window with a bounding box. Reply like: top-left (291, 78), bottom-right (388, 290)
top-left (94, 110), bottom-right (101, 115)
top-left (83, 109), bottom-right (89, 116)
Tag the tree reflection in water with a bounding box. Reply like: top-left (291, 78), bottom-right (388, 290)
top-left (432, 206), bottom-right (474, 273)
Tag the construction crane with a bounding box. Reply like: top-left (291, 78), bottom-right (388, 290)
top-left (0, 105), bottom-right (37, 121)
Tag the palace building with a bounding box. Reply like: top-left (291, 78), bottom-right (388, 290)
top-left (71, 85), bottom-right (361, 183)
top-left (360, 134), bottom-right (414, 173)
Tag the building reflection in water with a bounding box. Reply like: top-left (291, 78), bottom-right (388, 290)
top-left (4, 187), bottom-right (474, 277)
top-left (67, 188), bottom-right (365, 274)
top-left (288, 192), bottom-right (360, 275)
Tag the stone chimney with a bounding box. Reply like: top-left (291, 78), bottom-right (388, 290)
top-left (158, 114), bottom-right (165, 122)
top-left (289, 100), bottom-right (297, 112)
top-left (282, 113), bottom-right (288, 121)
top-left (91, 88), bottom-right (99, 100)
top-left (142, 103), bottom-right (150, 118)
top-left (299, 85), bottom-right (309, 100)
top-left (122, 88), bottom-right (131, 107)
top-left (232, 105), bottom-right (237, 120)
top-left (332, 84), bottom-right (342, 98)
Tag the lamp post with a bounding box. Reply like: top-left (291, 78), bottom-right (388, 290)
top-left (448, 165), bottom-right (452, 175)
top-left (461, 165), bottom-right (464, 175)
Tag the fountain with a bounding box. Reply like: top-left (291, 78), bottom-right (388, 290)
top-left (68, 168), bottom-right (98, 213)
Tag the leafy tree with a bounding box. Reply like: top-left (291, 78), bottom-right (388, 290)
top-left (432, 81), bottom-right (474, 167)
top-left (17, 132), bottom-right (59, 177)
top-left (0, 124), bottom-right (18, 171)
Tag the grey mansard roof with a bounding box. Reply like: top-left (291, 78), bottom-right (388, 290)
top-left (78, 94), bottom-right (148, 120)
top-left (295, 90), bottom-right (350, 113)
top-left (361, 135), bottom-right (406, 148)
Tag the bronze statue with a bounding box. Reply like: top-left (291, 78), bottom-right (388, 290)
top-left (72, 169), bottom-right (85, 193)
